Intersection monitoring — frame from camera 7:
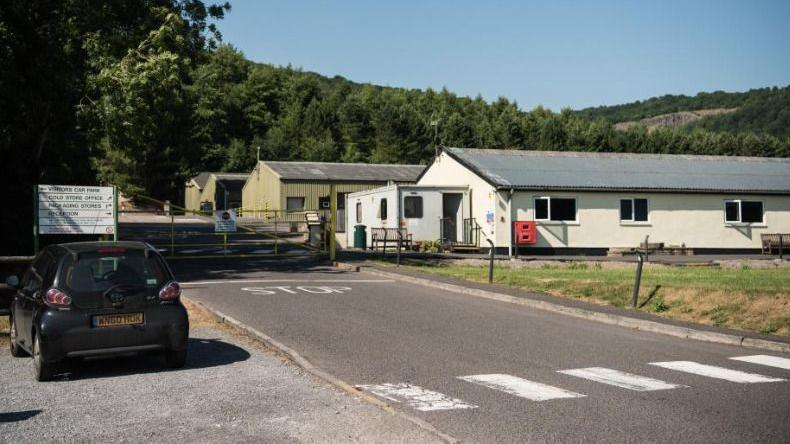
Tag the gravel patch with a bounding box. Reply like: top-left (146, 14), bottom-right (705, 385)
top-left (0, 327), bottom-right (440, 443)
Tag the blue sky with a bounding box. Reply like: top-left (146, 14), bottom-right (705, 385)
top-left (215, 0), bottom-right (790, 110)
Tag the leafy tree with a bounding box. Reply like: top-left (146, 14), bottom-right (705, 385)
top-left (85, 12), bottom-right (196, 197)
top-left (0, 0), bottom-right (228, 254)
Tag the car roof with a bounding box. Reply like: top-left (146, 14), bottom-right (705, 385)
top-left (53, 241), bottom-right (152, 254)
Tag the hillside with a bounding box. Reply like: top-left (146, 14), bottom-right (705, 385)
top-left (613, 108), bottom-right (737, 132)
top-left (185, 48), bottom-right (790, 180)
top-left (3, 0), bottom-right (790, 256)
top-left (576, 86), bottom-right (790, 137)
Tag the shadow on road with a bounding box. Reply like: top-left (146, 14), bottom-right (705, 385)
top-left (170, 257), bottom-right (352, 281)
top-left (0, 410), bottom-right (42, 423)
top-left (59, 337), bottom-right (250, 381)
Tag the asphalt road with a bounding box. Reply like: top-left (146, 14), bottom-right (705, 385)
top-left (180, 263), bottom-right (790, 443)
top-left (0, 326), bottom-right (439, 443)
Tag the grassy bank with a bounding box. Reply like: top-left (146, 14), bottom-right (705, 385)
top-left (386, 261), bottom-right (790, 337)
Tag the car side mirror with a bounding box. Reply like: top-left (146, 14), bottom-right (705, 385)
top-left (5, 275), bottom-right (19, 288)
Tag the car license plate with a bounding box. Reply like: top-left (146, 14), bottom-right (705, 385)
top-left (92, 313), bottom-right (144, 327)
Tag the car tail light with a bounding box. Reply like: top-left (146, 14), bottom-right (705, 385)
top-left (45, 288), bottom-right (72, 308)
top-left (159, 281), bottom-right (181, 301)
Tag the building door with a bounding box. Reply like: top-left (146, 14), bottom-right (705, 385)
top-left (442, 193), bottom-right (463, 243)
top-left (319, 193), bottom-right (348, 232)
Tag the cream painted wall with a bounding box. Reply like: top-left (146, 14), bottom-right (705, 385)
top-left (184, 183), bottom-right (202, 212)
top-left (242, 162), bottom-right (281, 213)
top-left (417, 151), bottom-right (790, 250)
top-left (418, 152), bottom-right (498, 246)
top-left (510, 191), bottom-right (790, 249)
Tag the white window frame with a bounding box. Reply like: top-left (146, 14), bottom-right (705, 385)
top-left (379, 198), bottom-right (388, 220)
top-left (533, 196), bottom-right (577, 223)
top-left (619, 198), bottom-right (650, 224)
top-left (724, 199), bottom-right (765, 225)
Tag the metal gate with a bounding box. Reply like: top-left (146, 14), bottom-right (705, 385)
top-left (118, 196), bottom-right (329, 259)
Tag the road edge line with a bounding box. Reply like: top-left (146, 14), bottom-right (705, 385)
top-left (182, 296), bottom-right (458, 444)
top-left (355, 267), bottom-right (790, 355)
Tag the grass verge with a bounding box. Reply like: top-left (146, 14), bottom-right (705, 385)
top-left (382, 260), bottom-right (790, 337)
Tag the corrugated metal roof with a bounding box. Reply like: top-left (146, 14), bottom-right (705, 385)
top-left (261, 161), bottom-right (425, 182)
top-left (188, 172), bottom-right (248, 189)
top-left (445, 147), bottom-right (790, 194)
top-left (213, 173), bottom-right (249, 180)
top-left (189, 172), bottom-right (213, 189)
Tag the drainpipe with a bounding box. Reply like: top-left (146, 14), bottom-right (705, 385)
top-left (507, 188), bottom-right (514, 259)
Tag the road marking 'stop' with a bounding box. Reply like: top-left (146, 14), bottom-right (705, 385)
top-left (730, 355), bottom-right (790, 370)
top-left (649, 361), bottom-right (786, 383)
top-left (181, 279), bottom-right (395, 285)
top-left (356, 383), bottom-right (477, 412)
top-left (458, 374), bottom-right (585, 401)
top-left (558, 367), bottom-right (687, 391)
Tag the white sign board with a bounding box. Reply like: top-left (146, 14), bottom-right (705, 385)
top-left (37, 185), bottom-right (116, 235)
top-left (215, 209), bottom-right (237, 232)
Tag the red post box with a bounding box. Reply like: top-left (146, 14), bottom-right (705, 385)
top-left (513, 221), bottom-right (537, 245)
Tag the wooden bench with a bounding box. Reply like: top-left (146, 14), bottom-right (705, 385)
top-left (761, 233), bottom-right (790, 254)
top-left (370, 227), bottom-right (413, 252)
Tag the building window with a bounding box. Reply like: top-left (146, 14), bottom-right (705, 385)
top-left (534, 197), bottom-right (576, 222)
top-left (379, 198), bottom-right (388, 220)
top-left (356, 202), bottom-right (362, 223)
top-left (286, 197), bottom-right (305, 211)
top-left (404, 196), bottom-right (423, 218)
top-left (620, 198), bottom-right (649, 222)
top-left (535, 198), bottom-right (549, 220)
top-left (725, 200), bottom-right (763, 224)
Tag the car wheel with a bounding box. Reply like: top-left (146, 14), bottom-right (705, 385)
top-left (32, 334), bottom-right (54, 382)
top-left (9, 316), bottom-right (28, 357)
top-left (164, 349), bottom-right (187, 369)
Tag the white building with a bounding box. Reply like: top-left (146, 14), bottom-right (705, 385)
top-left (346, 185), bottom-right (472, 249)
top-left (410, 147), bottom-right (790, 254)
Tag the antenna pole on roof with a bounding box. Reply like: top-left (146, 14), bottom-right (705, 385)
top-left (430, 118), bottom-right (440, 157)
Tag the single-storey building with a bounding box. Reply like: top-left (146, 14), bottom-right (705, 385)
top-left (413, 147), bottom-right (790, 254)
top-left (346, 184), bottom-right (472, 249)
top-left (184, 172), bottom-right (248, 213)
top-left (241, 160), bottom-right (425, 232)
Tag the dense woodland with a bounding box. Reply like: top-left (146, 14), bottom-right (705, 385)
top-left (1, 1), bottom-right (789, 254)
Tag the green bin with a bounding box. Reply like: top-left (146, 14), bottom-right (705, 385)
top-left (353, 224), bottom-right (367, 249)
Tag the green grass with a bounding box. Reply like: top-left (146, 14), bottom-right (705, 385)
top-left (382, 260), bottom-right (790, 336)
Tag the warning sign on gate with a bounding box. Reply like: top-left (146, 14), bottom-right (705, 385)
top-left (37, 185), bottom-right (117, 235)
top-left (215, 209), bottom-right (237, 232)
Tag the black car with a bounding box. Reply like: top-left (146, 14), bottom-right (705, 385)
top-left (5, 241), bottom-right (188, 381)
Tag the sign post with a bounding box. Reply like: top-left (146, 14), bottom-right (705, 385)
top-left (33, 187), bottom-right (39, 254)
top-left (215, 209), bottom-right (237, 256)
top-left (329, 184), bottom-right (336, 261)
top-left (113, 186), bottom-right (118, 241)
top-left (35, 185), bottom-right (118, 251)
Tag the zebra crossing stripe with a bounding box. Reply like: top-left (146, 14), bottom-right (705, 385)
top-left (557, 367), bottom-right (686, 391)
top-left (355, 383), bottom-right (477, 411)
top-left (458, 374), bottom-right (585, 401)
top-left (649, 361), bottom-right (786, 383)
top-left (730, 355), bottom-right (790, 370)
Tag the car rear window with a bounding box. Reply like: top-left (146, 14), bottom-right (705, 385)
top-left (60, 249), bottom-right (168, 294)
